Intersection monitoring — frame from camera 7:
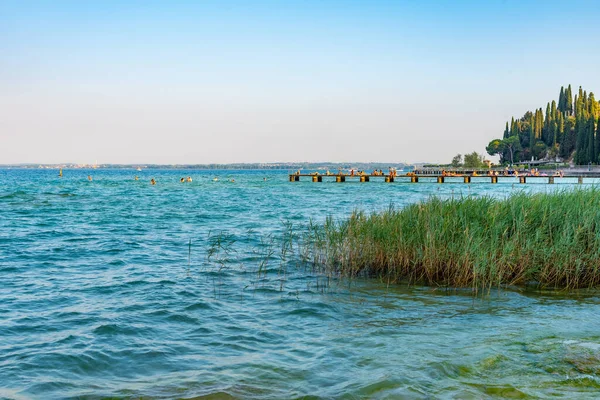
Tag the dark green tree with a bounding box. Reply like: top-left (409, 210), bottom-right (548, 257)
top-left (575, 116), bottom-right (588, 164)
top-left (510, 117), bottom-right (518, 137)
top-left (558, 86), bottom-right (565, 114)
top-left (561, 116), bottom-right (576, 158)
top-left (543, 102), bottom-right (555, 146)
top-left (531, 141), bottom-right (547, 160)
top-left (596, 116), bottom-right (600, 163)
top-left (589, 92), bottom-right (598, 118)
top-left (486, 139), bottom-right (503, 161)
top-left (588, 116), bottom-right (596, 163)
top-left (566, 84), bottom-right (573, 115)
top-left (451, 154), bottom-right (462, 167)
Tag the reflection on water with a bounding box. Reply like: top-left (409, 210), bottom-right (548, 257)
top-left (1, 169), bottom-right (600, 399)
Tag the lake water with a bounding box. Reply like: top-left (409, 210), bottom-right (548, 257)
top-left (2, 169), bottom-right (600, 399)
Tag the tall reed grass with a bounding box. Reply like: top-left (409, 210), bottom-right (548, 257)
top-left (308, 188), bottom-right (600, 290)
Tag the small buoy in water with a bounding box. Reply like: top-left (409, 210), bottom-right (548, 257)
top-left (213, 178), bottom-right (218, 182)
top-left (88, 175), bottom-right (92, 181)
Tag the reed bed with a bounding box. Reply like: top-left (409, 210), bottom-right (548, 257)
top-left (308, 188), bottom-right (600, 290)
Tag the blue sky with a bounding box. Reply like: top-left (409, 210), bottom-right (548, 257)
top-left (1, 0), bottom-right (599, 164)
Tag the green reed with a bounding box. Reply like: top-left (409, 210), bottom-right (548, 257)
top-left (306, 188), bottom-right (600, 290)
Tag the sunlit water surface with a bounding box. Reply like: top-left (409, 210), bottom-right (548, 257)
top-left (2, 169), bottom-right (600, 399)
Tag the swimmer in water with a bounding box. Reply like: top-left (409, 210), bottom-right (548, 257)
top-left (150, 178), bottom-right (156, 185)
top-left (186, 176), bottom-right (192, 182)
top-left (88, 175), bottom-right (92, 181)
top-left (180, 178), bottom-right (185, 183)
top-left (134, 176), bottom-right (139, 180)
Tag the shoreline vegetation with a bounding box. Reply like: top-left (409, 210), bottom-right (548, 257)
top-left (487, 84), bottom-right (600, 165)
top-left (306, 188), bottom-right (600, 291)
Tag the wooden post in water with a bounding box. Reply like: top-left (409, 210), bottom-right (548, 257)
top-left (578, 176), bottom-right (583, 184)
top-left (519, 176), bottom-right (526, 184)
top-left (437, 176), bottom-right (444, 184)
top-left (464, 176), bottom-right (471, 184)
top-left (360, 176), bottom-right (369, 182)
top-left (410, 176), bottom-right (418, 183)
top-left (491, 176), bottom-right (498, 184)
top-left (336, 176), bottom-right (345, 183)
top-left (548, 176), bottom-right (554, 184)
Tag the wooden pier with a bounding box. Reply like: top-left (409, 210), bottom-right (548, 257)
top-left (289, 174), bottom-right (598, 184)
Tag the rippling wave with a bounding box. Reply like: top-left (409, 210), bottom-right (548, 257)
top-left (2, 169), bottom-right (600, 399)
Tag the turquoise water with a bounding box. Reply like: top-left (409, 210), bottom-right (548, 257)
top-left (2, 169), bottom-right (600, 399)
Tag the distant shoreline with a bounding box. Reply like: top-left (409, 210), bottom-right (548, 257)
top-left (0, 162), bottom-right (410, 171)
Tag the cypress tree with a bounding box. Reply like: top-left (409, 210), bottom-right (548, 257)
top-left (562, 116), bottom-right (576, 159)
top-left (567, 84), bottom-right (573, 115)
top-left (510, 117), bottom-right (518, 136)
top-left (576, 116), bottom-right (588, 164)
top-left (589, 92), bottom-right (597, 117)
top-left (529, 113), bottom-right (535, 152)
top-left (557, 112), bottom-right (565, 147)
top-left (536, 108), bottom-right (543, 139)
top-left (588, 116), bottom-right (596, 163)
top-left (558, 86), bottom-right (565, 113)
top-left (503, 121), bottom-right (509, 139)
top-left (550, 101), bottom-right (558, 146)
top-left (596, 116), bottom-right (600, 163)
top-left (543, 103), bottom-right (552, 145)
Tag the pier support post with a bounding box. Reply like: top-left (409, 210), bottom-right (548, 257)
top-left (410, 176), bottom-right (418, 183)
top-left (578, 176), bottom-right (583, 184)
top-left (360, 176), bottom-right (369, 182)
top-left (548, 176), bottom-right (554, 184)
top-left (312, 175), bottom-right (323, 182)
top-left (464, 176), bottom-right (471, 184)
top-left (437, 176), bottom-right (444, 184)
top-left (519, 176), bottom-right (526, 184)
top-left (491, 176), bottom-right (498, 184)
top-left (336, 176), bottom-right (345, 183)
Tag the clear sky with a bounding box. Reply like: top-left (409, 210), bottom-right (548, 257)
top-left (2, 0), bottom-right (600, 164)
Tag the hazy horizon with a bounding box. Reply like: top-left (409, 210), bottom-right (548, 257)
top-left (2, 0), bottom-right (600, 164)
